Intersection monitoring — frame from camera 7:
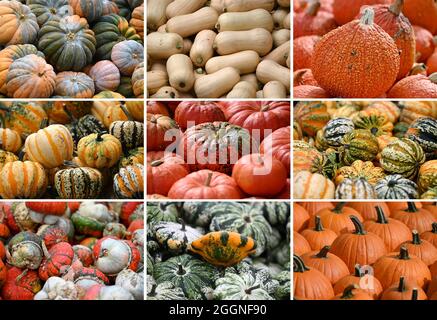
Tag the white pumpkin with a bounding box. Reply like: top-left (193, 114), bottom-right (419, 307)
top-left (34, 277), bottom-right (79, 300)
top-left (115, 269), bottom-right (144, 300)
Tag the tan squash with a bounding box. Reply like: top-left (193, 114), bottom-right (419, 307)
top-left (215, 9), bottom-right (274, 32)
top-left (223, 0), bottom-right (275, 12)
top-left (240, 73), bottom-right (259, 90)
top-left (166, 54), bottom-right (195, 93)
top-left (277, 0), bottom-right (290, 7)
top-left (272, 8), bottom-right (289, 29)
top-left (194, 67), bottom-right (240, 98)
top-left (272, 29), bottom-right (291, 47)
top-left (182, 39), bottom-right (193, 55)
top-left (189, 30), bottom-right (217, 67)
top-left (263, 41), bottom-right (290, 66)
top-left (147, 32), bottom-right (184, 60)
top-left (150, 62), bottom-right (167, 73)
top-left (256, 60), bottom-right (290, 89)
top-left (147, 0), bottom-right (173, 31)
top-left (226, 81), bottom-right (256, 98)
top-left (166, 0), bottom-right (208, 18)
top-left (166, 7), bottom-right (219, 38)
top-left (263, 81), bottom-right (287, 98)
top-left (151, 86), bottom-right (180, 99)
top-left (147, 70), bottom-right (168, 94)
top-left (283, 13), bottom-right (291, 29)
top-left (205, 50), bottom-right (260, 74)
top-left (213, 28), bottom-right (273, 56)
top-left (157, 24), bottom-right (167, 33)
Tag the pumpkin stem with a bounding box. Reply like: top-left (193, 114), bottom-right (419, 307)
top-left (360, 8), bottom-right (375, 26)
top-left (178, 218), bottom-right (186, 232)
top-left (406, 202), bottom-right (417, 212)
top-left (408, 63), bottom-right (427, 76)
top-left (429, 72), bottom-right (437, 84)
top-left (353, 264), bottom-right (363, 277)
top-left (15, 269), bottom-right (28, 285)
top-left (411, 230), bottom-right (421, 245)
top-left (314, 215), bottom-right (324, 231)
top-left (432, 222), bottom-right (437, 234)
top-left (149, 284), bottom-right (157, 296)
top-left (306, 0), bottom-right (321, 16)
top-left (41, 241), bottom-right (50, 259)
top-left (350, 215), bottom-right (366, 235)
top-left (17, 147), bottom-right (26, 161)
top-left (341, 285), bottom-right (358, 299)
top-left (245, 284), bottom-right (261, 294)
top-left (332, 202), bottom-right (346, 213)
top-left (411, 289), bottom-right (418, 300)
top-left (205, 172), bottom-right (213, 187)
top-left (120, 103), bottom-right (134, 121)
top-left (40, 118), bottom-right (49, 130)
top-left (0, 114), bottom-right (5, 129)
top-left (150, 159), bottom-right (164, 167)
top-left (397, 276), bottom-right (406, 292)
top-left (293, 255), bottom-right (309, 273)
top-left (315, 246), bottom-right (330, 258)
top-left (398, 246), bottom-right (410, 260)
top-left (375, 206), bottom-right (388, 224)
top-left (96, 132), bottom-right (105, 142)
top-left (388, 0), bottom-right (404, 16)
top-left (177, 263), bottom-right (186, 275)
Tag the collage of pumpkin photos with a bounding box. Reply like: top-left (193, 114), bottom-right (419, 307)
top-left (0, 0), bottom-right (436, 310)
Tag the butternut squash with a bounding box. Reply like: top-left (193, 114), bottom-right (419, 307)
top-left (215, 9), bottom-right (274, 32)
top-left (151, 62), bottom-right (167, 72)
top-left (272, 8), bottom-right (289, 29)
top-left (240, 73), bottom-right (259, 90)
top-left (210, 0), bottom-right (225, 13)
top-left (272, 29), bottom-right (290, 47)
top-left (194, 67), bottom-right (240, 98)
top-left (194, 68), bottom-right (207, 80)
top-left (256, 90), bottom-right (264, 98)
top-left (190, 30), bottom-right (217, 67)
top-left (157, 24), bottom-right (167, 33)
top-left (166, 0), bottom-right (207, 18)
top-left (166, 54), bottom-right (195, 92)
top-left (151, 86), bottom-right (180, 99)
top-left (256, 60), bottom-right (290, 89)
top-left (147, 32), bottom-right (184, 60)
top-left (286, 55), bottom-right (290, 68)
top-left (147, 0), bottom-right (173, 31)
top-left (223, 0), bottom-right (275, 12)
top-left (283, 13), bottom-right (290, 29)
top-left (166, 7), bottom-right (219, 38)
top-left (205, 50), bottom-right (260, 74)
top-left (213, 28), bottom-right (273, 56)
top-left (182, 39), bottom-right (193, 55)
top-left (277, 0), bottom-right (290, 7)
top-left (263, 81), bottom-right (287, 98)
top-left (226, 81), bottom-right (256, 98)
top-left (147, 70), bottom-right (168, 94)
top-left (263, 41), bottom-right (290, 66)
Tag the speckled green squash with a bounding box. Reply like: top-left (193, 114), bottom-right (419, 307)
top-left (418, 160), bottom-right (437, 193)
top-left (353, 113), bottom-right (393, 137)
top-left (323, 118), bottom-right (355, 147)
top-left (109, 119), bottom-right (144, 152)
top-left (394, 122), bottom-right (409, 138)
top-left (71, 213), bottom-right (106, 237)
top-left (153, 254), bottom-right (218, 300)
top-left (293, 102), bottom-right (331, 137)
top-left (213, 272), bottom-right (274, 300)
top-left (339, 129), bottom-right (379, 165)
top-left (147, 202), bottom-right (181, 225)
top-left (92, 14), bottom-right (142, 60)
top-left (67, 114), bottom-right (106, 144)
top-left (375, 174), bottom-right (418, 199)
top-left (260, 202), bottom-right (290, 226)
top-left (153, 221), bottom-right (202, 254)
top-left (380, 138), bottom-right (426, 179)
top-left (181, 202), bottom-right (217, 228)
top-left (38, 15), bottom-right (96, 71)
top-left (421, 187), bottom-right (437, 199)
top-left (147, 276), bottom-right (187, 300)
top-left (406, 117), bottom-right (437, 154)
top-left (27, 0), bottom-right (72, 26)
top-left (54, 167), bottom-right (103, 199)
top-left (335, 177), bottom-right (376, 199)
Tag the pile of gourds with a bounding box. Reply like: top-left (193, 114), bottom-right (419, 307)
top-left (293, 0), bottom-right (437, 98)
top-left (0, 201), bottom-right (144, 300)
top-left (147, 201), bottom-right (290, 300)
top-left (294, 201), bottom-right (437, 300)
top-left (293, 100), bottom-right (437, 199)
top-left (0, 102), bottom-right (144, 199)
top-left (147, 0), bottom-right (290, 99)
top-left (0, 0), bottom-right (144, 98)
top-left (147, 101), bottom-right (290, 199)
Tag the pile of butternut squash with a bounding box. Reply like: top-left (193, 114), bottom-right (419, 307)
top-left (147, 0), bottom-right (290, 99)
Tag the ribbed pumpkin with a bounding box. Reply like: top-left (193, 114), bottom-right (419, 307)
top-left (6, 54), bottom-right (56, 98)
top-left (146, 113), bottom-right (180, 152)
top-left (154, 220), bottom-right (202, 254)
top-left (38, 242), bottom-right (74, 281)
top-left (43, 101), bottom-right (91, 124)
top-left (399, 101), bottom-right (437, 124)
top-left (391, 202), bottom-right (435, 234)
top-left (0, 1), bottom-right (39, 46)
top-left (353, 110), bottom-right (393, 137)
top-left (294, 231), bottom-right (311, 256)
top-left (312, 8), bottom-right (399, 98)
top-left (27, 0), bottom-right (72, 26)
top-left (109, 106), bottom-right (144, 152)
top-left (77, 133), bottom-right (122, 169)
top-left (0, 267), bottom-right (42, 300)
top-left (388, 74), bottom-right (437, 98)
top-left (93, 13), bottom-right (142, 60)
top-left (333, 0), bottom-right (391, 25)
top-left (396, 230), bottom-right (437, 266)
top-left (119, 147), bottom-right (144, 168)
top-left (125, 101), bottom-right (143, 121)
top-left (0, 150), bottom-right (18, 171)
top-left (114, 0), bottom-right (142, 20)
top-left (414, 26), bottom-right (435, 63)
top-left (381, 276), bottom-right (428, 300)
top-left (25, 124), bottom-right (74, 169)
top-left (260, 127), bottom-right (290, 176)
top-left (67, 114), bottom-right (105, 144)
top-left (365, 101), bottom-right (400, 123)
top-left (406, 117), bottom-right (437, 155)
top-left (111, 40), bottom-right (144, 76)
top-left (375, 174), bottom-right (419, 199)
top-left (293, 0), bottom-right (337, 38)
top-left (339, 130), bottom-right (379, 165)
top-left (0, 161), bottom-right (48, 199)
top-left (293, 171), bottom-right (335, 199)
top-left (174, 101), bottom-right (225, 130)
top-left (54, 167), bottom-right (102, 199)
top-left (301, 215), bottom-right (338, 250)
top-left (129, 3), bottom-right (143, 38)
top-left (422, 223), bottom-right (437, 247)
top-left (54, 72), bottom-right (95, 98)
top-left (0, 126), bottom-right (22, 154)
top-left (293, 101), bottom-right (330, 136)
top-left (403, 0), bottom-right (437, 34)
top-left (331, 216), bottom-right (387, 272)
top-left (293, 145), bottom-right (326, 174)
top-left (113, 164), bottom-right (144, 199)
top-left (0, 44), bottom-right (44, 94)
top-left (38, 15), bottom-right (96, 72)
top-left (323, 118), bottom-right (355, 147)
top-left (335, 178), bottom-right (376, 199)
top-left (380, 138), bottom-right (426, 179)
top-left (69, 0), bottom-right (103, 23)
top-left (88, 61), bottom-right (120, 92)
top-left (334, 265), bottom-right (384, 299)
top-left (334, 160), bottom-right (385, 185)
top-left (293, 35), bottom-right (321, 70)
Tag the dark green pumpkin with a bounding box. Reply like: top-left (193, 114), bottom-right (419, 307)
top-left (339, 129), bottom-right (379, 165)
top-left (147, 202), bottom-right (181, 226)
top-left (114, 0), bottom-right (142, 19)
top-left (260, 202), bottom-right (290, 226)
top-left (374, 174), bottom-right (418, 199)
top-left (109, 119), bottom-right (144, 152)
top-left (182, 202), bottom-right (216, 228)
top-left (323, 118), bottom-right (355, 147)
top-left (54, 167), bottom-right (103, 199)
top-left (70, 114), bottom-right (106, 143)
top-left (69, 0), bottom-right (104, 23)
top-left (406, 117), bottom-right (437, 155)
top-left (27, 0), bottom-right (72, 26)
top-left (394, 121), bottom-right (409, 138)
top-left (38, 15), bottom-right (96, 72)
top-left (93, 14), bottom-right (142, 60)
top-left (117, 76), bottom-right (135, 98)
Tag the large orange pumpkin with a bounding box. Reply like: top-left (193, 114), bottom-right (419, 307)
top-left (260, 126), bottom-right (290, 176)
top-left (334, 264), bottom-right (384, 299)
top-left (333, 0), bottom-right (391, 25)
top-left (301, 215), bottom-right (338, 250)
top-left (381, 276), bottom-right (428, 300)
top-left (391, 202), bottom-right (435, 234)
top-left (403, 0), bottom-right (437, 34)
top-left (174, 101), bottom-right (225, 130)
top-left (293, 35), bottom-right (321, 70)
top-left (146, 113), bottom-right (181, 152)
top-left (293, 0), bottom-right (337, 38)
top-left (396, 230), bottom-right (437, 266)
top-left (312, 8), bottom-right (399, 98)
top-left (388, 73), bottom-right (437, 98)
top-left (413, 25), bottom-right (435, 63)
top-left (294, 231), bottom-right (312, 256)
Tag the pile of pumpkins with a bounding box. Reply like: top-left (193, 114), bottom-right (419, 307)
top-left (0, 201), bottom-right (144, 300)
top-left (147, 0), bottom-right (290, 99)
top-left (0, 0), bottom-right (144, 98)
top-left (0, 102), bottom-right (144, 199)
top-left (294, 201), bottom-right (437, 300)
top-left (147, 201), bottom-right (290, 300)
top-left (147, 101), bottom-right (290, 199)
top-left (293, 100), bottom-right (437, 199)
top-left (293, 0), bottom-right (437, 98)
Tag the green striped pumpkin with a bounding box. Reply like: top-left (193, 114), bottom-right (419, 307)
top-left (153, 254), bottom-right (218, 300)
top-left (335, 177), bottom-right (376, 199)
top-left (380, 138), bottom-right (426, 179)
top-left (213, 272), bottom-right (274, 300)
top-left (113, 164), bottom-right (144, 199)
top-left (209, 202), bottom-right (272, 256)
top-left (375, 174), bottom-right (418, 199)
top-left (93, 14), bottom-right (142, 60)
top-left (153, 221), bottom-right (202, 254)
top-left (71, 212), bottom-right (106, 237)
top-left (147, 277), bottom-right (187, 300)
top-left (119, 147), bottom-right (144, 168)
top-left (339, 129), bottom-right (379, 165)
top-left (406, 117), bottom-right (437, 155)
top-left (353, 112), bottom-right (393, 137)
top-left (69, 0), bottom-right (104, 23)
top-left (182, 202), bottom-right (216, 228)
top-left (293, 102), bottom-right (331, 137)
top-left (54, 167), bottom-right (103, 199)
top-left (315, 129), bottom-right (330, 151)
top-left (54, 71), bottom-right (95, 98)
top-left (67, 114), bottom-right (106, 144)
top-left (394, 121), bottom-right (409, 138)
top-left (260, 202), bottom-right (290, 226)
top-left (418, 160), bottom-right (437, 193)
top-left (109, 119), bottom-right (144, 152)
top-left (27, 0), bottom-right (72, 26)
top-left (323, 118), bottom-right (355, 147)
top-left (147, 202), bottom-right (180, 226)
top-left (38, 15), bottom-right (96, 71)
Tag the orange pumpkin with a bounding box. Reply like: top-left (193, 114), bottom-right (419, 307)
top-left (294, 231), bottom-right (312, 256)
top-left (403, 0), bottom-right (437, 34)
top-left (294, 203), bottom-right (310, 232)
top-left (77, 133), bottom-right (122, 169)
top-left (293, 85), bottom-right (330, 98)
top-left (333, 0), bottom-right (391, 25)
top-left (396, 230), bottom-right (437, 266)
top-left (293, 0), bottom-right (337, 38)
top-left (300, 202), bottom-right (334, 217)
top-left (334, 264), bottom-right (384, 299)
top-left (413, 25), bottom-right (435, 63)
top-left (293, 69), bottom-right (319, 87)
top-left (301, 215), bottom-right (338, 250)
top-left (125, 101), bottom-right (144, 121)
top-left (381, 276), bottom-right (427, 300)
top-left (421, 222), bottom-right (437, 246)
top-left (146, 101), bottom-right (169, 116)
top-left (391, 202), bottom-right (435, 234)
top-left (332, 285), bottom-right (373, 300)
top-left (346, 202), bottom-right (391, 220)
top-left (146, 113), bottom-right (181, 152)
top-left (0, 1), bottom-right (39, 46)
top-left (293, 35), bottom-right (321, 70)
top-left (260, 127), bottom-right (290, 176)
top-left (388, 73), bottom-right (437, 98)
top-left (0, 127), bottom-right (22, 154)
